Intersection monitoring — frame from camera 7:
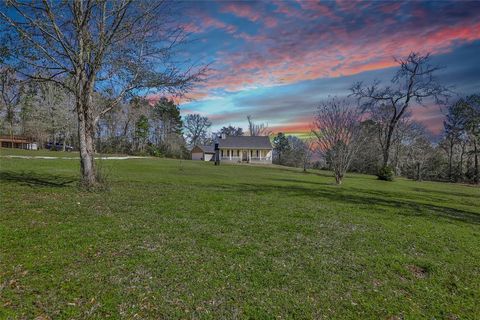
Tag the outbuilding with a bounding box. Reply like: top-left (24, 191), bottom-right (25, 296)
top-left (191, 145), bottom-right (215, 161)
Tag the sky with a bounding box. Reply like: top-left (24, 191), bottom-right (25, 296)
top-left (173, 0), bottom-right (480, 136)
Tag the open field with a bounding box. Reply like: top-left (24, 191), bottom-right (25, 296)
top-left (1, 148), bottom-right (479, 319)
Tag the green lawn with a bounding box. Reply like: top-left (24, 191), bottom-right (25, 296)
top-left (1, 148), bottom-right (479, 319)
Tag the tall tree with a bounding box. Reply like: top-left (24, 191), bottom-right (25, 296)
top-left (453, 95), bottom-right (480, 184)
top-left (273, 132), bottom-right (289, 165)
top-left (443, 100), bottom-right (467, 181)
top-left (1, 1), bottom-right (205, 187)
top-left (183, 114), bottom-right (211, 147)
top-left (0, 67), bottom-right (23, 147)
top-left (151, 98), bottom-right (185, 157)
top-left (351, 52), bottom-right (449, 176)
top-left (134, 115), bottom-right (149, 154)
top-left (151, 98), bottom-right (183, 144)
top-left (312, 98), bottom-right (364, 184)
top-left (299, 137), bottom-right (316, 173)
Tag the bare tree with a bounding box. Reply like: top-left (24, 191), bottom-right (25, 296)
top-left (247, 115), bottom-right (270, 136)
top-left (0, 67), bottom-right (23, 147)
top-left (351, 52), bottom-right (449, 173)
top-left (1, 1), bottom-right (205, 188)
top-left (312, 98), bottom-right (364, 184)
top-left (300, 137), bottom-right (317, 173)
top-left (406, 135), bottom-right (434, 181)
top-left (183, 114), bottom-right (211, 147)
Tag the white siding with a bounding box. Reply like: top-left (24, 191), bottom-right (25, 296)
top-left (204, 153), bottom-right (213, 161)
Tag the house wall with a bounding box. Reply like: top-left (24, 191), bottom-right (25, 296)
top-left (204, 153), bottom-right (214, 161)
top-left (191, 152), bottom-right (203, 160)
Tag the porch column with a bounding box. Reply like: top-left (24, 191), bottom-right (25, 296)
top-left (229, 149), bottom-right (232, 160)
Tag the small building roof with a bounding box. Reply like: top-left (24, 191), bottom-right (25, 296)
top-left (195, 145), bottom-right (215, 153)
top-left (219, 136), bottom-right (272, 149)
top-left (0, 135), bottom-right (31, 143)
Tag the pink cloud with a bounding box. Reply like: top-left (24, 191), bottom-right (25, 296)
top-left (200, 19), bottom-right (480, 93)
top-left (222, 3), bottom-right (261, 22)
top-left (182, 13), bottom-right (237, 34)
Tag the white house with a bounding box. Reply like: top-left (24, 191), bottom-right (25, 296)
top-left (191, 135), bottom-right (273, 164)
top-left (218, 135), bottom-right (273, 164)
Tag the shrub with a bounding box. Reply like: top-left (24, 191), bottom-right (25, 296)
top-left (377, 165), bottom-right (394, 181)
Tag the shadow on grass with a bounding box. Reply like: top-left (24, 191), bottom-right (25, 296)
top-left (214, 182), bottom-right (480, 225)
top-left (0, 170), bottom-right (75, 188)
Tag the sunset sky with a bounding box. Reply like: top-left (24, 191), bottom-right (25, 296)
top-left (177, 0), bottom-right (480, 135)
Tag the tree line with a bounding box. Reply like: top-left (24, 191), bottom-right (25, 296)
top-left (271, 53), bottom-right (479, 185)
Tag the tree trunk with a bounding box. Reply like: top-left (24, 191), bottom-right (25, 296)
top-left (76, 95), bottom-right (97, 188)
top-left (9, 121), bottom-right (14, 149)
top-left (459, 143), bottom-right (466, 180)
top-left (474, 139), bottom-right (479, 184)
top-left (448, 142), bottom-right (453, 181)
top-left (335, 172), bottom-right (343, 184)
top-left (62, 133), bottom-right (67, 152)
top-left (382, 129), bottom-right (393, 167)
top-left (416, 162), bottom-right (422, 181)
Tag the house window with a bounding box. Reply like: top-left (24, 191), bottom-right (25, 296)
top-left (221, 150), bottom-right (223, 157)
top-left (256, 150), bottom-right (259, 157)
top-left (237, 150), bottom-right (239, 156)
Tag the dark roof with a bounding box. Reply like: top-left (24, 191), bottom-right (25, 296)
top-left (197, 145), bottom-right (215, 153)
top-left (219, 136), bottom-right (272, 149)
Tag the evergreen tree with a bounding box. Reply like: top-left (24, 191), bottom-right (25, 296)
top-left (273, 132), bottom-right (290, 164)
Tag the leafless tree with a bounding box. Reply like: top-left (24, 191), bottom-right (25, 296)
top-left (247, 115), bottom-right (270, 136)
top-left (38, 82), bottom-right (76, 150)
top-left (351, 52), bottom-right (449, 170)
top-left (0, 67), bottom-right (23, 147)
top-left (1, 1), bottom-right (206, 187)
top-left (183, 114), bottom-right (211, 147)
top-left (406, 135), bottom-right (434, 181)
top-left (299, 137), bottom-right (317, 172)
top-left (312, 98), bottom-right (364, 184)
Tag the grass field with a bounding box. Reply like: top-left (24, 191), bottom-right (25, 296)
top-left (1, 148), bottom-right (479, 319)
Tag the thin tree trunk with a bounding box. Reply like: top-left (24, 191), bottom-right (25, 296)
top-left (448, 142), bottom-right (453, 181)
top-left (474, 139), bottom-right (479, 184)
top-left (382, 127), bottom-right (393, 167)
top-left (416, 162), bottom-right (422, 181)
top-left (9, 121), bottom-right (14, 148)
top-left (76, 96), bottom-right (97, 188)
top-left (62, 132), bottom-right (67, 152)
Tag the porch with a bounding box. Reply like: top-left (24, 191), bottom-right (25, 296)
top-left (220, 148), bottom-right (272, 164)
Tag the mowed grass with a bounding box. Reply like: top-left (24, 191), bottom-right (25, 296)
top-left (1, 148), bottom-right (479, 319)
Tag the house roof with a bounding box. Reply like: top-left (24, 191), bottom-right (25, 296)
top-left (219, 136), bottom-right (272, 149)
top-left (196, 145), bottom-right (215, 153)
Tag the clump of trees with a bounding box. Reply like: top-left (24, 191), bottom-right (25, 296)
top-left (351, 52), bottom-right (449, 180)
top-left (96, 97), bottom-right (188, 158)
top-left (1, 1), bottom-right (206, 188)
top-left (441, 95), bottom-right (480, 183)
top-left (273, 133), bottom-right (316, 172)
top-left (309, 53), bottom-right (478, 185)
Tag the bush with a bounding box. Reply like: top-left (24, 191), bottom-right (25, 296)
top-left (377, 165), bottom-right (394, 181)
